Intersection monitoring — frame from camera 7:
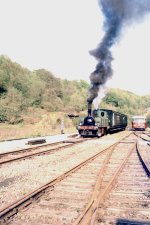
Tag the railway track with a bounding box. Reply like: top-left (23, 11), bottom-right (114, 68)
top-left (0, 131), bottom-right (138, 225)
top-left (90, 144), bottom-right (150, 225)
top-left (74, 133), bottom-right (150, 225)
top-left (0, 132), bottom-right (129, 215)
top-left (0, 137), bottom-right (90, 165)
top-left (137, 137), bottom-right (150, 178)
top-left (133, 131), bottom-right (150, 176)
top-left (143, 131), bottom-right (150, 137)
top-left (141, 133), bottom-right (150, 142)
top-left (134, 131), bottom-right (150, 142)
top-left (1, 131), bottom-right (149, 225)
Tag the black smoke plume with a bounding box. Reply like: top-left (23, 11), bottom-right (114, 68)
top-left (87, 0), bottom-right (150, 105)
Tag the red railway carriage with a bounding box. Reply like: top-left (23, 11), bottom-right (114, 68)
top-left (132, 116), bottom-right (147, 131)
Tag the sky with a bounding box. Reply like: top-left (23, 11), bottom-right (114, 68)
top-left (0, 0), bottom-right (150, 96)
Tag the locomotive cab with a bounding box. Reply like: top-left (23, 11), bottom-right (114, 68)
top-left (93, 109), bottom-right (109, 135)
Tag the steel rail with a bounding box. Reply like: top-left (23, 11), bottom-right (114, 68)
top-left (0, 140), bottom-right (64, 156)
top-left (73, 144), bottom-right (116, 225)
top-left (73, 142), bottom-right (136, 225)
top-left (134, 132), bottom-right (150, 142)
top-left (0, 140), bottom-right (120, 222)
top-left (0, 138), bottom-right (90, 165)
top-left (136, 142), bottom-right (150, 177)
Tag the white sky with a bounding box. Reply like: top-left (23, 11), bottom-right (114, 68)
top-left (0, 0), bottom-right (150, 96)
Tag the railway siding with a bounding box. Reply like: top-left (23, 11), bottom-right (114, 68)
top-left (94, 150), bottom-right (150, 225)
top-left (8, 155), bottom-right (107, 224)
top-left (1, 131), bottom-right (150, 225)
top-left (0, 133), bottom-right (127, 213)
top-left (0, 138), bottom-right (90, 165)
top-left (0, 132), bottom-right (135, 224)
top-left (137, 133), bottom-right (150, 176)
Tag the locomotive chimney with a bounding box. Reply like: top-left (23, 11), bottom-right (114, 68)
top-left (87, 101), bottom-right (92, 117)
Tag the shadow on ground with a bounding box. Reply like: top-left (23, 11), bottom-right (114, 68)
top-left (116, 219), bottom-right (150, 225)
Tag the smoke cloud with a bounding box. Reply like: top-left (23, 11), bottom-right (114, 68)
top-left (87, 0), bottom-right (150, 105)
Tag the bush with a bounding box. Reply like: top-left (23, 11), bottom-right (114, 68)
top-left (0, 108), bottom-right (7, 122)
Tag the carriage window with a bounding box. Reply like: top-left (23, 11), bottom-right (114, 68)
top-left (101, 112), bottom-right (104, 117)
top-left (133, 118), bottom-right (145, 122)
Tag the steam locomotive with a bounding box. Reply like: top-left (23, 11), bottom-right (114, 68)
top-left (77, 104), bottom-right (128, 137)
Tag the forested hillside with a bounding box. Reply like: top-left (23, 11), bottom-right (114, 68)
top-left (0, 55), bottom-right (88, 123)
top-left (0, 55), bottom-right (150, 126)
top-left (101, 89), bottom-right (150, 124)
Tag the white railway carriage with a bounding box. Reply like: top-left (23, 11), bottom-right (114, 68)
top-left (132, 116), bottom-right (147, 131)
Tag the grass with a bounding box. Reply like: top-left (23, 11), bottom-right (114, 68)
top-left (0, 111), bottom-right (78, 141)
top-left (0, 123), bottom-right (77, 141)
